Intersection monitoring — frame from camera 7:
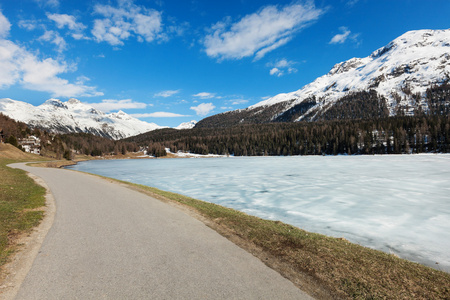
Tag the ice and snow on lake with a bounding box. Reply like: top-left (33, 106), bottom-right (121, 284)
top-left (67, 155), bottom-right (450, 272)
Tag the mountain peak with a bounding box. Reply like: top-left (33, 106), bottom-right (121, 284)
top-left (198, 28), bottom-right (450, 128)
top-left (43, 98), bottom-right (68, 109)
top-left (0, 98), bottom-right (166, 139)
top-left (67, 98), bottom-right (81, 105)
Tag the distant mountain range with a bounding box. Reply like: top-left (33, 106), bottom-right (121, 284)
top-left (0, 98), bottom-right (196, 139)
top-left (197, 29), bottom-right (450, 128)
top-left (1, 29), bottom-right (449, 137)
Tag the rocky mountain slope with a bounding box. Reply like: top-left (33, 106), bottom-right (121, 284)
top-left (197, 29), bottom-right (450, 128)
top-left (0, 98), bottom-right (165, 140)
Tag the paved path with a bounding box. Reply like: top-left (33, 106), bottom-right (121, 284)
top-left (10, 163), bottom-right (313, 299)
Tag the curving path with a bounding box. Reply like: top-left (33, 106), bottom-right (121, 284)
top-left (9, 163), bottom-right (313, 299)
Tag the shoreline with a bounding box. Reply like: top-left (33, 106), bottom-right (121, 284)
top-left (63, 154), bottom-right (450, 274)
top-left (3, 157), bottom-right (450, 299)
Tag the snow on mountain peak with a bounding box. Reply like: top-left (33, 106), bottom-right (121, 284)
top-left (0, 98), bottom-right (166, 139)
top-left (42, 98), bottom-right (68, 109)
top-left (67, 98), bottom-right (81, 105)
top-left (250, 28), bottom-right (450, 118)
top-left (175, 120), bottom-right (197, 130)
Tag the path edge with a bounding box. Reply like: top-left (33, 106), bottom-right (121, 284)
top-left (0, 166), bottom-right (56, 300)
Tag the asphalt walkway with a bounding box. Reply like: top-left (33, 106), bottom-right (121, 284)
top-left (10, 163), bottom-right (313, 299)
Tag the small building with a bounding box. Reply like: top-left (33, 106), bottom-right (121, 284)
top-left (18, 136), bottom-right (41, 155)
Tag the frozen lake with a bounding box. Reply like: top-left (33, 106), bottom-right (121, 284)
top-left (67, 155), bottom-right (450, 272)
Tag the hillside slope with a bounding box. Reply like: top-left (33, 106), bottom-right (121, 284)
top-left (0, 98), bottom-right (165, 140)
top-left (197, 29), bottom-right (450, 128)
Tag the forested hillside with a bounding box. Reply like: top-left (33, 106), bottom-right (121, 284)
top-left (127, 115), bottom-right (450, 156)
top-left (1, 113), bottom-right (138, 159)
top-left (128, 83), bottom-right (450, 156)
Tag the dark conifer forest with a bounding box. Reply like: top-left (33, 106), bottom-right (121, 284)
top-left (127, 115), bottom-right (450, 156)
top-left (127, 83), bottom-right (450, 157)
top-left (2, 83), bottom-right (450, 158)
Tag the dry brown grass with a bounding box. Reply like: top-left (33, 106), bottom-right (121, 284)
top-left (0, 144), bottom-right (43, 160)
top-left (117, 182), bottom-right (450, 300)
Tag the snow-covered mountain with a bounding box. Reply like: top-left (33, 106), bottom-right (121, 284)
top-left (0, 98), bottom-right (166, 139)
top-left (197, 29), bottom-right (450, 127)
top-left (175, 120), bottom-right (197, 130)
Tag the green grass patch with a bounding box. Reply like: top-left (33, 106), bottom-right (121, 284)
top-left (110, 180), bottom-right (449, 299)
top-left (0, 158), bottom-right (46, 267)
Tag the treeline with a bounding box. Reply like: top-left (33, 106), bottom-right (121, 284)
top-left (1, 113), bottom-right (139, 159)
top-left (57, 133), bottom-right (139, 158)
top-left (0, 113), bottom-right (39, 143)
top-left (127, 115), bottom-right (450, 156)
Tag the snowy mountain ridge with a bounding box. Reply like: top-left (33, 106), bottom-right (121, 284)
top-left (0, 98), bottom-right (166, 140)
top-left (252, 29), bottom-right (450, 116)
top-left (175, 120), bottom-right (197, 130)
top-left (197, 29), bottom-right (450, 127)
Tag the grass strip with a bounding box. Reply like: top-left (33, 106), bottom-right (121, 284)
top-left (104, 179), bottom-right (449, 299)
top-left (0, 158), bottom-right (46, 268)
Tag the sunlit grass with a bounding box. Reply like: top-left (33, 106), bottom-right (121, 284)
top-left (0, 158), bottom-right (46, 266)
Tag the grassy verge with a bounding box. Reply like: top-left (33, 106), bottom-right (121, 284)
top-left (103, 178), bottom-right (449, 299)
top-left (0, 158), bottom-right (46, 268)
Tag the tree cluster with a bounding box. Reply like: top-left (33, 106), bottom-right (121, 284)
top-left (126, 115), bottom-right (450, 156)
top-left (57, 133), bottom-right (139, 157)
top-left (1, 113), bottom-right (139, 159)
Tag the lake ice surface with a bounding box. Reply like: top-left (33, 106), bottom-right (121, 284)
top-left (67, 155), bottom-right (450, 272)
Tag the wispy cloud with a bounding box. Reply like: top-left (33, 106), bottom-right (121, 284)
top-left (34, 0), bottom-right (59, 8)
top-left (18, 20), bottom-right (38, 31)
top-left (231, 99), bottom-right (249, 105)
top-left (0, 10), bottom-right (11, 38)
top-left (154, 89), bottom-right (180, 97)
top-left (89, 99), bottom-right (147, 112)
top-left (92, 0), bottom-right (163, 46)
top-left (47, 13), bottom-right (86, 31)
top-left (0, 41), bottom-right (102, 97)
top-left (131, 112), bottom-right (189, 118)
top-left (347, 0), bottom-right (360, 7)
top-left (329, 26), bottom-right (359, 45)
top-left (193, 92), bottom-right (215, 99)
top-left (203, 2), bottom-right (324, 60)
top-left (38, 30), bottom-right (67, 52)
top-left (267, 58), bottom-right (298, 77)
top-left (0, 10), bottom-right (101, 97)
top-left (190, 103), bottom-right (215, 116)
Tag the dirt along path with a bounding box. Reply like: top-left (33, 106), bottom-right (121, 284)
top-left (8, 163), bottom-right (313, 299)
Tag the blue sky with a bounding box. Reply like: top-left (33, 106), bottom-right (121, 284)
top-left (0, 0), bottom-right (449, 127)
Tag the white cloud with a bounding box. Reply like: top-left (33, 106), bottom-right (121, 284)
top-left (329, 26), bottom-right (360, 45)
top-left (131, 112), bottom-right (188, 118)
top-left (47, 13), bottom-right (86, 32)
top-left (154, 89), bottom-right (180, 97)
top-left (193, 92), bottom-right (215, 99)
top-left (231, 99), bottom-right (249, 105)
top-left (268, 58), bottom-right (298, 76)
top-left (89, 99), bottom-right (147, 112)
top-left (18, 20), bottom-right (38, 31)
top-left (203, 3), bottom-right (323, 60)
top-left (34, 0), bottom-right (59, 7)
top-left (0, 10), bottom-right (11, 38)
top-left (270, 67), bottom-right (281, 76)
top-left (92, 0), bottom-right (163, 46)
top-left (75, 75), bottom-right (90, 85)
top-left (0, 11), bottom-right (100, 97)
top-left (329, 26), bottom-right (351, 44)
top-left (0, 39), bottom-right (101, 97)
top-left (38, 30), bottom-right (67, 52)
top-left (190, 103), bottom-right (215, 116)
